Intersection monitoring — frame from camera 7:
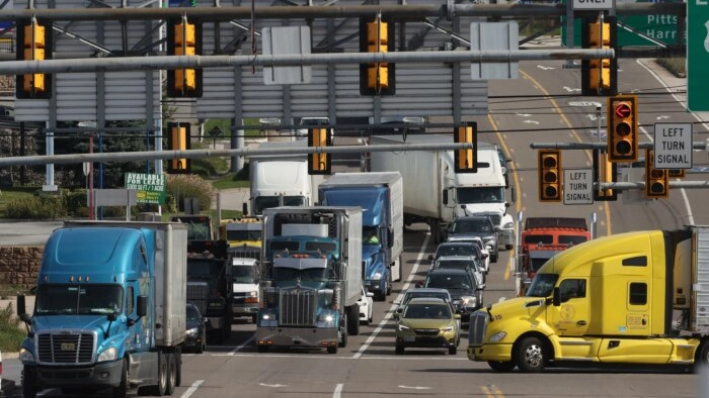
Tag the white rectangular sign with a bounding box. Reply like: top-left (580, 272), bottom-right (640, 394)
top-left (470, 22), bottom-right (519, 80)
top-left (573, 0), bottom-right (614, 10)
top-left (564, 168), bottom-right (594, 205)
top-left (654, 122), bottom-right (693, 169)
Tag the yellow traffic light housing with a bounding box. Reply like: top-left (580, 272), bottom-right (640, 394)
top-left (168, 123), bottom-right (191, 173)
top-left (308, 127), bottom-right (332, 175)
top-left (538, 149), bottom-right (562, 202)
top-left (645, 149), bottom-right (668, 199)
top-left (581, 16), bottom-right (617, 97)
top-left (454, 122), bottom-right (478, 173)
top-left (668, 169), bottom-right (685, 178)
top-left (360, 16), bottom-right (395, 96)
top-left (16, 19), bottom-right (52, 99)
top-left (592, 149), bottom-right (618, 201)
top-left (607, 95), bottom-right (638, 162)
top-left (167, 19), bottom-right (202, 98)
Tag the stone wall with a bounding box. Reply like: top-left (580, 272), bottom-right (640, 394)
top-left (0, 246), bottom-right (44, 294)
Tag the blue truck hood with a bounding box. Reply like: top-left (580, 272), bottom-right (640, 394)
top-left (320, 187), bottom-right (387, 226)
top-left (362, 244), bottom-right (381, 260)
top-left (32, 314), bottom-right (116, 335)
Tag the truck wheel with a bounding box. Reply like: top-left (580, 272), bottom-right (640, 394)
top-left (395, 345), bottom-right (404, 355)
top-left (347, 305), bottom-right (360, 336)
top-left (113, 359), bottom-right (129, 398)
top-left (175, 349), bottom-right (182, 387)
top-left (386, 272), bottom-right (392, 296)
top-left (146, 351), bottom-right (168, 396)
top-left (516, 337), bottom-right (546, 373)
top-left (488, 361), bottom-right (516, 372)
top-left (251, 314), bottom-right (258, 324)
top-left (339, 323), bottom-right (348, 348)
top-left (491, 253), bottom-right (498, 263)
top-left (166, 352), bottom-right (177, 396)
top-left (22, 366), bottom-right (38, 398)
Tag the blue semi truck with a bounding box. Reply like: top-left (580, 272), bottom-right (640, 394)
top-left (17, 221), bottom-right (188, 398)
top-left (319, 172), bottom-right (404, 300)
top-left (255, 207), bottom-right (362, 354)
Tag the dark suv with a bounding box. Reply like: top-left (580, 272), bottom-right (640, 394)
top-left (424, 268), bottom-right (483, 323)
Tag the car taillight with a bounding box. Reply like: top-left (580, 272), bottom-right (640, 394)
top-left (245, 297), bottom-right (258, 304)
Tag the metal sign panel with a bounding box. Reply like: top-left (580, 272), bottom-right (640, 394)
top-left (470, 22), bottom-right (519, 80)
top-left (573, 0), bottom-right (614, 10)
top-left (563, 168), bottom-right (594, 205)
top-left (262, 26), bottom-right (312, 85)
top-left (653, 122), bottom-right (693, 169)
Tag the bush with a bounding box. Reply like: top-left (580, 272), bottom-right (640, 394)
top-left (167, 174), bottom-right (214, 213)
top-left (5, 195), bottom-right (66, 219)
top-left (0, 302), bottom-right (26, 352)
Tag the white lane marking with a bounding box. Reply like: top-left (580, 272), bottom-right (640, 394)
top-left (212, 352), bottom-right (468, 360)
top-left (537, 65), bottom-right (555, 71)
top-left (523, 120), bottom-right (540, 125)
top-left (333, 383), bottom-right (344, 398)
top-left (399, 385), bottom-right (432, 390)
top-left (639, 125), bottom-right (695, 225)
top-left (515, 112), bottom-right (531, 117)
top-left (562, 86), bottom-right (581, 93)
top-left (636, 59), bottom-right (709, 133)
top-left (181, 380), bottom-right (204, 398)
top-left (224, 336), bottom-right (254, 356)
top-left (260, 383), bottom-right (287, 387)
top-left (353, 233), bottom-right (431, 359)
top-left (656, 115), bottom-right (670, 120)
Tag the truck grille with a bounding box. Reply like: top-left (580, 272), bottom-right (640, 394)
top-left (230, 247), bottom-right (261, 261)
top-left (279, 289), bottom-right (317, 327)
top-left (467, 312), bottom-right (488, 347)
top-left (187, 283), bottom-right (210, 301)
top-left (37, 333), bottom-right (94, 364)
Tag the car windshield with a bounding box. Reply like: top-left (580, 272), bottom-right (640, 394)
top-left (274, 267), bottom-right (328, 282)
top-left (232, 265), bottom-right (255, 284)
top-left (187, 306), bottom-right (201, 322)
top-left (457, 187), bottom-right (504, 204)
top-left (403, 304), bottom-right (451, 319)
top-left (435, 245), bottom-right (474, 258)
top-left (254, 196), bottom-right (307, 215)
top-left (304, 241), bottom-right (337, 253)
top-left (451, 219), bottom-right (493, 234)
top-left (226, 229), bottom-right (262, 241)
top-left (526, 274), bottom-right (560, 297)
top-left (425, 274), bottom-right (472, 290)
top-left (35, 284), bottom-right (123, 315)
top-left (436, 260), bottom-right (474, 271)
top-left (403, 292), bottom-right (449, 304)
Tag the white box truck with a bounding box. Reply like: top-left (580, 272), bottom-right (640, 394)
top-left (369, 134), bottom-right (514, 247)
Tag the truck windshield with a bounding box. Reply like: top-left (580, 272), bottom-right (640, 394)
top-left (274, 267), bottom-right (328, 282)
top-left (457, 187), bottom-right (504, 204)
top-left (35, 284), bottom-right (123, 315)
top-left (559, 235), bottom-right (588, 245)
top-left (188, 259), bottom-right (223, 279)
top-left (526, 274), bottom-right (559, 297)
top-left (226, 229), bottom-right (262, 241)
top-left (254, 196), bottom-right (306, 215)
top-left (232, 266), bottom-right (255, 284)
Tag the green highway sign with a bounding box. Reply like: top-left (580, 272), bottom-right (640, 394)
top-left (125, 172), bottom-right (167, 204)
top-left (688, 0), bottom-right (709, 111)
top-left (562, 0), bottom-right (682, 47)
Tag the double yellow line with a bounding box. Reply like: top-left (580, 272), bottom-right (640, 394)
top-left (481, 384), bottom-right (505, 398)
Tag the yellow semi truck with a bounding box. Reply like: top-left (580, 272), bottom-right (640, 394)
top-left (467, 225), bottom-right (709, 372)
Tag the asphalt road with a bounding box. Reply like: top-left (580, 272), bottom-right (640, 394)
top-left (3, 55), bottom-right (709, 397)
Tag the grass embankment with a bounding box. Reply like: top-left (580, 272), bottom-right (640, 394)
top-left (0, 302), bottom-right (25, 352)
top-left (656, 58), bottom-right (686, 78)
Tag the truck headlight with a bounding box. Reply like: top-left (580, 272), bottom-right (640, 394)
top-left (371, 272), bottom-right (383, 281)
top-left (503, 221), bottom-right (513, 229)
top-left (19, 347), bottom-right (35, 362)
top-left (97, 347), bottom-right (117, 362)
top-left (249, 290), bottom-right (258, 297)
top-left (186, 327), bottom-right (199, 337)
top-left (489, 331), bottom-right (507, 343)
top-left (317, 313), bottom-right (336, 328)
top-left (461, 296), bottom-right (478, 308)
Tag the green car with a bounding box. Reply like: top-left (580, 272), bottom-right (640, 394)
top-left (394, 298), bottom-right (461, 355)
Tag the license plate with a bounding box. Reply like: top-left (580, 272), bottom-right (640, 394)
top-left (61, 342), bottom-right (75, 351)
top-left (404, 336), bottom-right (415, 342)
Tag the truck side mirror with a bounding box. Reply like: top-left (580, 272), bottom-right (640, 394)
top-left (17, 294), bottom-right (26, 316)
top-left (137, 295), bottom-right (148, 317)
top-left (442, 189), bottom-right (448, 206)
top-left (552, 287), bottom-right (560, 307)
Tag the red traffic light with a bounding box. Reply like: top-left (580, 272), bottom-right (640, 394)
top-left (614, 103), bottom-right (631, 119)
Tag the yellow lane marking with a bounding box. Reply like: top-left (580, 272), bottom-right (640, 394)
top-left (488, 114), bottom-right (520, 282)
top-left (519, 71), bottom-right (612, 237)
top-left (481, 384), bottom-right (506, 397)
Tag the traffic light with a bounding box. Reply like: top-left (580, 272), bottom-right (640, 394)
top-left (167, 19), bottom-right (202, 98)
top-left (16, 19), bottom-right (52, 99)
top-left (168, 123), bottom-right (191, 173)
top-left (592, 149), bottom-right (618, 201)
top-left (308, 127), bottom-right (332, 175)
top-left (607, 95), bottom-right (638, 162)
top-left (668, 169), bottom-right (685, 178)
top-left (538, 149), bottom-right (562, 202)
top-left (581, 16), bottom-right (617, 97)
top-left (454, 122), bottom-right (478, 173)
top-left (359, 16), bottom-right (395, 96)
top-left (645, 149), bottom-right (668, 199)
